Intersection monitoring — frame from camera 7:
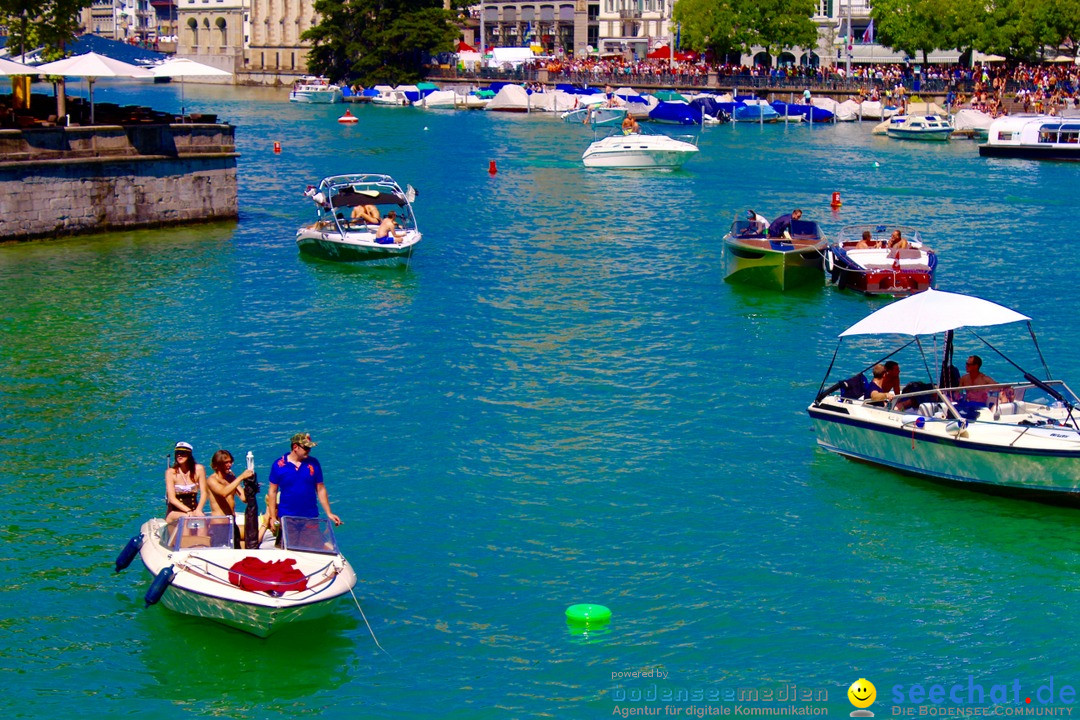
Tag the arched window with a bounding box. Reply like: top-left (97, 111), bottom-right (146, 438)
top-left (753, 51), bottom-right (772, 68)
top-left (187, 17), bottom-right (198, 46)
top-left (215, 16), bottom-right (227, 45)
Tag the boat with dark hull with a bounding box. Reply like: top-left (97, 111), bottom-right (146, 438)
top-left (723, 215), bottom-right (827, 290)
top-left (979, 115), bottom-right (1080, 160)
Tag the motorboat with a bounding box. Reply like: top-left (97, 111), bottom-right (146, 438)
top-left (649, 100), bottom-right (706, 125)
top-left (824, 224), bottom-right (937, 296)
top-left (561, 104), bottom-right (627, 127)
top-left (119, 514), bottom-right (357, 637)
top-left (733, 99), bottom-right (781, 123)
top-left (289, 76), bottom-right (343, 104)
top-left (581, 129), bottom-right (699, 169)
top-left (808, 289), bottom-right (1080, 506)
top-left (951, 108), bottom-right (994, 140)
top-left (770, 101), bottom-right (832, 123)
top-left (370, 85), bottom-right (413, 106)
top-left (296, 174), bottom-right (421, 264)
top-left (485, 84), bottom-right (531, 112)
top-left (722, 213), bottom-right (827, 290)
top-left (979, 115), bottom-right (1080, 160)
top-left (885, 114), bottom-right (953, 141)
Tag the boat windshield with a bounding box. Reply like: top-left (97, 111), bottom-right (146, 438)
top-left (170, 515), bottom-right (235, 551)
top-left (280, 516), bottom-right (340, 555)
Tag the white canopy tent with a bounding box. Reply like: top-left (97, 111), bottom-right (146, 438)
top-left (150, 58), bottom-right (231, 117)
top-left (34, 52), bottom-right (153, 124)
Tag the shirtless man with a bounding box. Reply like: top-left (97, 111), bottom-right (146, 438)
top-left (888, 229), bottom-right (909, 250)
top-left (375, 210), bottom-right (403, 245)
top-left (207, 449), bottom-right (253, 547)
top-left (959, 355), bottom-right (998, 404)
top-left (621, 113), bottom-right (640, 135)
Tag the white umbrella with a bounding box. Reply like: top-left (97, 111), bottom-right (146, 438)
top-left (150, 58), bottom-right (232, 117)
top-left (34, 52), bottom-right (153, 124)
top-left (0, 57), bottom-right (34, 75)
top-left (839, 289), bottom-right (1030, 338)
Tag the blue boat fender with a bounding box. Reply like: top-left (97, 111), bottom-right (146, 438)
top-left (145, 566), bottom-right (175, 607)
top-left (114, 533), bottom-right (143, 573)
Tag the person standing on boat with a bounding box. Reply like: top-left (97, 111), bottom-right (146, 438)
top-left (207, 449), bottom-right (253, 546)
top-left (960, 356), bottom-right (997, 404)
top-left (267, 433), bottom-right (342, 537)
top-left (165, 441), bottom-right (207, 525)
top-left (768, 209), bottom-right (802, 238)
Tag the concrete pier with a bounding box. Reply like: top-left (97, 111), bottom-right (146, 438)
top-left (0, 123), bottom-right (239, 242)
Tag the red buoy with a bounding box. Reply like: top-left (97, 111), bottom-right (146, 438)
top-left (273, 141), bottom-right (281, 154)
top-left (830, 191), bottom-right (842, 208)
top-left (489, 160), bottom-right (497, 175)
top-left (338, 109), bottom-right (358, 124)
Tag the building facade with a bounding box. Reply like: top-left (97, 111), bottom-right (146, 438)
top-left (177, 0), bottom-right (248, 73)
top-left (244, 0), bottom-right (317, 76)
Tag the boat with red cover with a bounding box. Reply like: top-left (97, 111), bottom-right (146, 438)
top-left (824, 224), bottom-right (937, 296)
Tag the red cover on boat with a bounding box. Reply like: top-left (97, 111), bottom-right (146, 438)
top-left (228, 557), bottom-right (308, 593)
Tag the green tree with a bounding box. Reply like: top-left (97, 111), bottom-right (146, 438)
top-left (304, 0), bottom-right (460, 85)
top-left (870, 0), bottom-right (953, 63)
top-left (0, 0), bottom-right (88, 60)
top-left (1045, 0), bottom-right (1080, 59)
top-left (673, 0), bottom-right (816, 59)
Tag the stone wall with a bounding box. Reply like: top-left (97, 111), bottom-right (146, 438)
top-left (0, 124), bottom-right (239, 242)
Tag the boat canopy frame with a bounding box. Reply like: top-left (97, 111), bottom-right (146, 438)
top-left (306, 173), bottom-right (420, 239)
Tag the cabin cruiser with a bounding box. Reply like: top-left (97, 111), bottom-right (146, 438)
top-left (885, 114), bottom-right (953, 141)
top-left (809, 289), bottom-right (1080, 505)
top-left (979, 115), bottom-right (1080, 160)
top-left (825, 225), bottom-right (937, 296)
top-left (289, 76), bottom-right (343, 104)
top-left (296, 174), bottom-right (421, 263)
top-left (581, 128), bottom-right (699, 169)
top-left (723, 212), bottom-right (827, 290)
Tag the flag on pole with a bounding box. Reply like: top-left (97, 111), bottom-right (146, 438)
top-left (676, 23), bottom-right (681, 49)
top-left (862, 19), bottom-right (874, 44)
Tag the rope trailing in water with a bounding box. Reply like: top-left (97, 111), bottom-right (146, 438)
top-left (348, 585), bottom-right (392, 658)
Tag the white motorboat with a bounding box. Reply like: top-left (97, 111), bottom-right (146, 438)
top-left (296, 174), bottom-right (421, 264)
top-left (370, 85), bottom-right (413, 106)
top-left (979, 115), bottom-right (1080, 160)
top-left (581, 130), bottom-right (699, 169)
top-left (884, 114), bottom-right (953, 141)
top-left (119, 514), bottom-right (357, 637)
top-left (809, 289), bottom-right (1080, 505)
top-left (289, 76), bottom-right (343, 104)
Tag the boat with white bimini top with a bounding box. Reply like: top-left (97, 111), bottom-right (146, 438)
top-left (289, 76), bottom-right (343, 104)
top-left (808, 289), bottom-right (1080, 505)
top-left (824, 224), bottom-right (937, 296)
top-left (979, 114), bottom-right (1080, 160)
top-left (581, 127), bottom-right (699, 169)
top-left (296, 174), bottom-right (421, 264)
top-left (118, 514), bottom-right (358, 637)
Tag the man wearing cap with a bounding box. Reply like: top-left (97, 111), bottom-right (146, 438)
top-left (743, 209), bottom-right (768, 236)
top-left (267, 433), bottom-right (342, 533)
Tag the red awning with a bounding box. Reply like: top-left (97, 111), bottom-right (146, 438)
top-left (457, 41), bottom-right (477, 52)
top-left (646, 47), bottom-right (697, 61)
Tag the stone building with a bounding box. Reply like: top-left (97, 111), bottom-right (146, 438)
top-left (176, 0), bottom-right (249, 73)
top-left (244, 0), bottom-right (317, 80)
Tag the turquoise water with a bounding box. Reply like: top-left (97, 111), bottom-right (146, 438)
top-left (3, 83), bottom-right (1080, 719)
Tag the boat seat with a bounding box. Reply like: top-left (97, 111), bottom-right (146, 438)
top-left (995, 401), bottom-right (1024, 416)
top-left (887, 248), bottom-right (922, 260)
top-left (918, 402), bottom-right (948, 418)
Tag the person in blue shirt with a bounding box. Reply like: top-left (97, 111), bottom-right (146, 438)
top-left (768, 209), bottom-right (802, 238)
top-left (267, 433), bottom-right (342, 535)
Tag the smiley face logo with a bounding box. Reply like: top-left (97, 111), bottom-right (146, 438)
top-left (848, 678), bottom-right (876, 716)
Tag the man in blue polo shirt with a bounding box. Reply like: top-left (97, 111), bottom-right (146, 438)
top-left (267, 432), bottom-right (342, 532)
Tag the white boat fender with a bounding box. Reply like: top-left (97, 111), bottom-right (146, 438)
top-left (115, 533), bottom-right (143, 572)
top-left (145, 566), bottom-right (175, 607)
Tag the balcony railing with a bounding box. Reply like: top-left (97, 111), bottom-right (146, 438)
top-left (618, 9), bottom-right (641, 18)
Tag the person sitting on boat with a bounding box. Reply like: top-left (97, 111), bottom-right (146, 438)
top-left (621, 113), bottom-right (640, 135)
top-left (767, 209), bottom-right (802, 239)
top-left (207, 449), bottom-right (253, 547)
top-left (375, 211), bottom-right (404, 245)
top-left (351, 203), bottom-right (380, 226)
top-left (959, 355), bottom-right (998, 405)
top-left (865, 364), bottom-right (895, 404)
top-left (855, 230), bottom-right (880, 249)
top-left (888, 229), bottom-right (909, 251)
top-left (267, 433), bottom-right (342, 544)
top-left (166, 441), bottom-right (207, 526)
top-left (741, 209), bottom-right (768, 236)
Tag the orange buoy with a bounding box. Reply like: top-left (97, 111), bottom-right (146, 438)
top-left (489, 160), bottom-right (497, 175)
top-left (830, 191), bottom-right (842, 208)
top-left (273, 141), bottom-right (281, 153)
top-left (338, 110), bottom-right (358, 124)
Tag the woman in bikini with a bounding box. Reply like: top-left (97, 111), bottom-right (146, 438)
top-left (165, 441), bottom-right (207, 526)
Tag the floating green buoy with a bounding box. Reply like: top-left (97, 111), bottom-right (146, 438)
top-left (565, 603), bottom-right (612, 625)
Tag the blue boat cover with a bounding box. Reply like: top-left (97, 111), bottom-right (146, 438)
top-left (649, 101), bottom-right (700, 125)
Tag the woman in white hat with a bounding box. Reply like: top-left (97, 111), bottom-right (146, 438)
top-left (165, 441), bottom-right (207, 526)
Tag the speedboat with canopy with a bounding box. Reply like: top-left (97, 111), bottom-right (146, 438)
top-left (118, 514), bottom-right (358, 637)
top-left (808, 289), bottom-right (1080, 505)
top-left (722, 213), bottom-right (827, 290)
top-left (296, 174), bottom-right (421, 263)
top-left (824, 224), bottom-right (937, 296)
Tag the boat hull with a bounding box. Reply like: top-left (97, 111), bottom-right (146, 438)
top-left (809, 403), bottom-right (1080, 504)
top-left (296, 229), bottom-right (419, 264)
top-left (886, 128), bottom-right (951, 141)
top-left (979, 144), bottom-right (1080, 161)
top-left (724, 238), bottom-right (825, 290)
top-left (290, 90), bottom-right (343, 104)
top-left (582, 149), bottom-right (695, 169)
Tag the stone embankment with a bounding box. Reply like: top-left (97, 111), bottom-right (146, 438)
top-left (0, 123), bottom-right (239, 242)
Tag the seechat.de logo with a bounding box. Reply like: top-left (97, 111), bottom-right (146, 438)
top-left (849, 678), bottom-right (877, 717)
